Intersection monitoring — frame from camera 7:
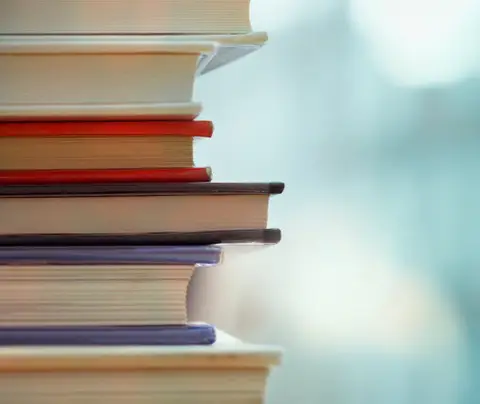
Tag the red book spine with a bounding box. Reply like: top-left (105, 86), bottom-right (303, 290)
top-left (0, 168), bottom-right (212, 184)
top-left (0, 121), bottom-right (214, 138)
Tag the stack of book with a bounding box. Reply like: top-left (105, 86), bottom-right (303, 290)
top-left (0, 1), bottom-right (284, 402)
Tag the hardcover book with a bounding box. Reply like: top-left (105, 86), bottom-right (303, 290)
top-left (0, 0), bottom-right (254, 35)
top-left (0, 330), bottom-right (282, 403)
top-left (0, 264), bottom-right (203, 326)
top-left (0, 40), bottom-right (216, 120)
top-left (0, 182), bottom-right (285, 235)
top-left (0, 120), bottom-right (213, 173)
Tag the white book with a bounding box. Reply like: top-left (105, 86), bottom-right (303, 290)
top-left (0, 32), bottom-right (268, 77)
top-left (0, 330), bottom-right (282, 404)
top-left (0, 0), bottom-right (252, 35)
top-left (0, 39), bottom-right (216, 120)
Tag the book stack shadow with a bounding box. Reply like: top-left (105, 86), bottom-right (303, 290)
top-left (0, 1), bottom-right (284, 403)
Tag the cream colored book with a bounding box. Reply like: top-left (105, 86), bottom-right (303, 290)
top-left (0, 265), bottom-right (196, 326)
top-left (0, 32), bottom-right (268, 77)
top-left (0, 39), bottom-right (216, 120)
top-left (0, 0), bottom-right (253, 35)
top-left (0, 330), bottom-right (282, 404)
top-left (0, 182), bottom-right (284, 235)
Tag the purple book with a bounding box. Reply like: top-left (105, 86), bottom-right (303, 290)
top-left (0, 245), bottom-right (222, 265)
top-left (0, 324), bottom-right (216, 346)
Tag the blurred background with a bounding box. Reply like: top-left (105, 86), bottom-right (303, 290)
top-left (188, 0), bottom-right (480, 403)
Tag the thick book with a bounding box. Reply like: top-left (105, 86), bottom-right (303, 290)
top-left (0, 245), bottom-right (222, 265)
top-left (0, 324), bottom-right (216, 346)
top-left (0, 40), bottom-right (215, 120)
top-left (0, 182), bottom-right (284, 235)
top-left (0, 120), bottom-right (213, 171)
top-left (0, 330), bottom-right (281, 403)
top-left (0, 0), bottom-right (253, 35)
top-left (0, 264), bottom-right (198, 326)
top-left (0, 264), bottom-right (202, 326)
top-left (0, 33), bottom-right (267, 79)
top-left (0, 229), bottom-right (281, 246)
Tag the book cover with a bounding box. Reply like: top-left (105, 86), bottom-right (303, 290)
top-left (0, 120), bottom-right (214, 137)
top-left (0, 246), bottom-right (222, 265)
top-left (0, 182), bottom-right (285, 197)
top-left (0, 229), bottom-right (281, 246)
top-left (0, 168), bottom-right (212, 184)
top-left (0, 324), bottom-right (216, 346)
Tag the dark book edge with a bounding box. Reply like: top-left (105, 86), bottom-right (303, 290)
top-left (0, 182), bottom-right (285, 197)
top-left (0, 229), bottom-right (281, 247)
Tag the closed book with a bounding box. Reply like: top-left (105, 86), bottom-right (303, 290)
top-left (0, 182), bottom-right (284, 235)
top-left (0, 264), bottom-right (205, 326)
top-left (0, 330), bottom-right (282, 403)
top-left (0, 120), bottom-right (213, 171)
top-left (0, 33), bottom-right (267, 78)
top-left (0, 0), bottom-right (253, 35)
top-left (0, 40), bottom-right (215, 120)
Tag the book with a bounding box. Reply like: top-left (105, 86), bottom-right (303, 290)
top-left (0, 229), bottom-right (282, 246)
top-left (0, 120), bottom-right (213, 180)
top-left (0, 247), bottom-right (221, 327)
top-left (0, 324), bottom-right (216, 346)
top-left (0, 245), bottom-right (222, 265)
top-left (0, 40), bottom-right (216, 120)
top-left (0, 182), bottom-right (284, 235)
top-left (0, 330), bottom-right (281, 403)
top-left (0, 264), bottom-right (203, 326)
top-left (0, 32), bottom-right (268, 77)
top-left (0, 0), bottom-right (253, 35)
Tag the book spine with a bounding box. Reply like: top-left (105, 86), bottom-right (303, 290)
top-left (0, 167), bottom-right (212, 184)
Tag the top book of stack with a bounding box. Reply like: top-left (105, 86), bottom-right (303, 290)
top-left (0, 0), bottom-right (266, 74)
top-left (0, 0), bottom-right (253, 34)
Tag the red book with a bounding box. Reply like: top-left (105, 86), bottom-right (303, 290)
top-left (0, 120), bottom-right (214, 138)
top-left (0, 121), bottom-right (213, 182)
top-left (0, 167), bottom-right (212, 184)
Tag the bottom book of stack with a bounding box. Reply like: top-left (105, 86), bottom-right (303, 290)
top-left (0, 329), bottom-right (281, 403)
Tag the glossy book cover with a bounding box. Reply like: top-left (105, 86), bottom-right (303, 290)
top-left (0, 324), bottom-right (216, 346)
top-left (0, 229), bottom-right (281, 247)
top-left (0, 245), bottom-right (222, 265)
